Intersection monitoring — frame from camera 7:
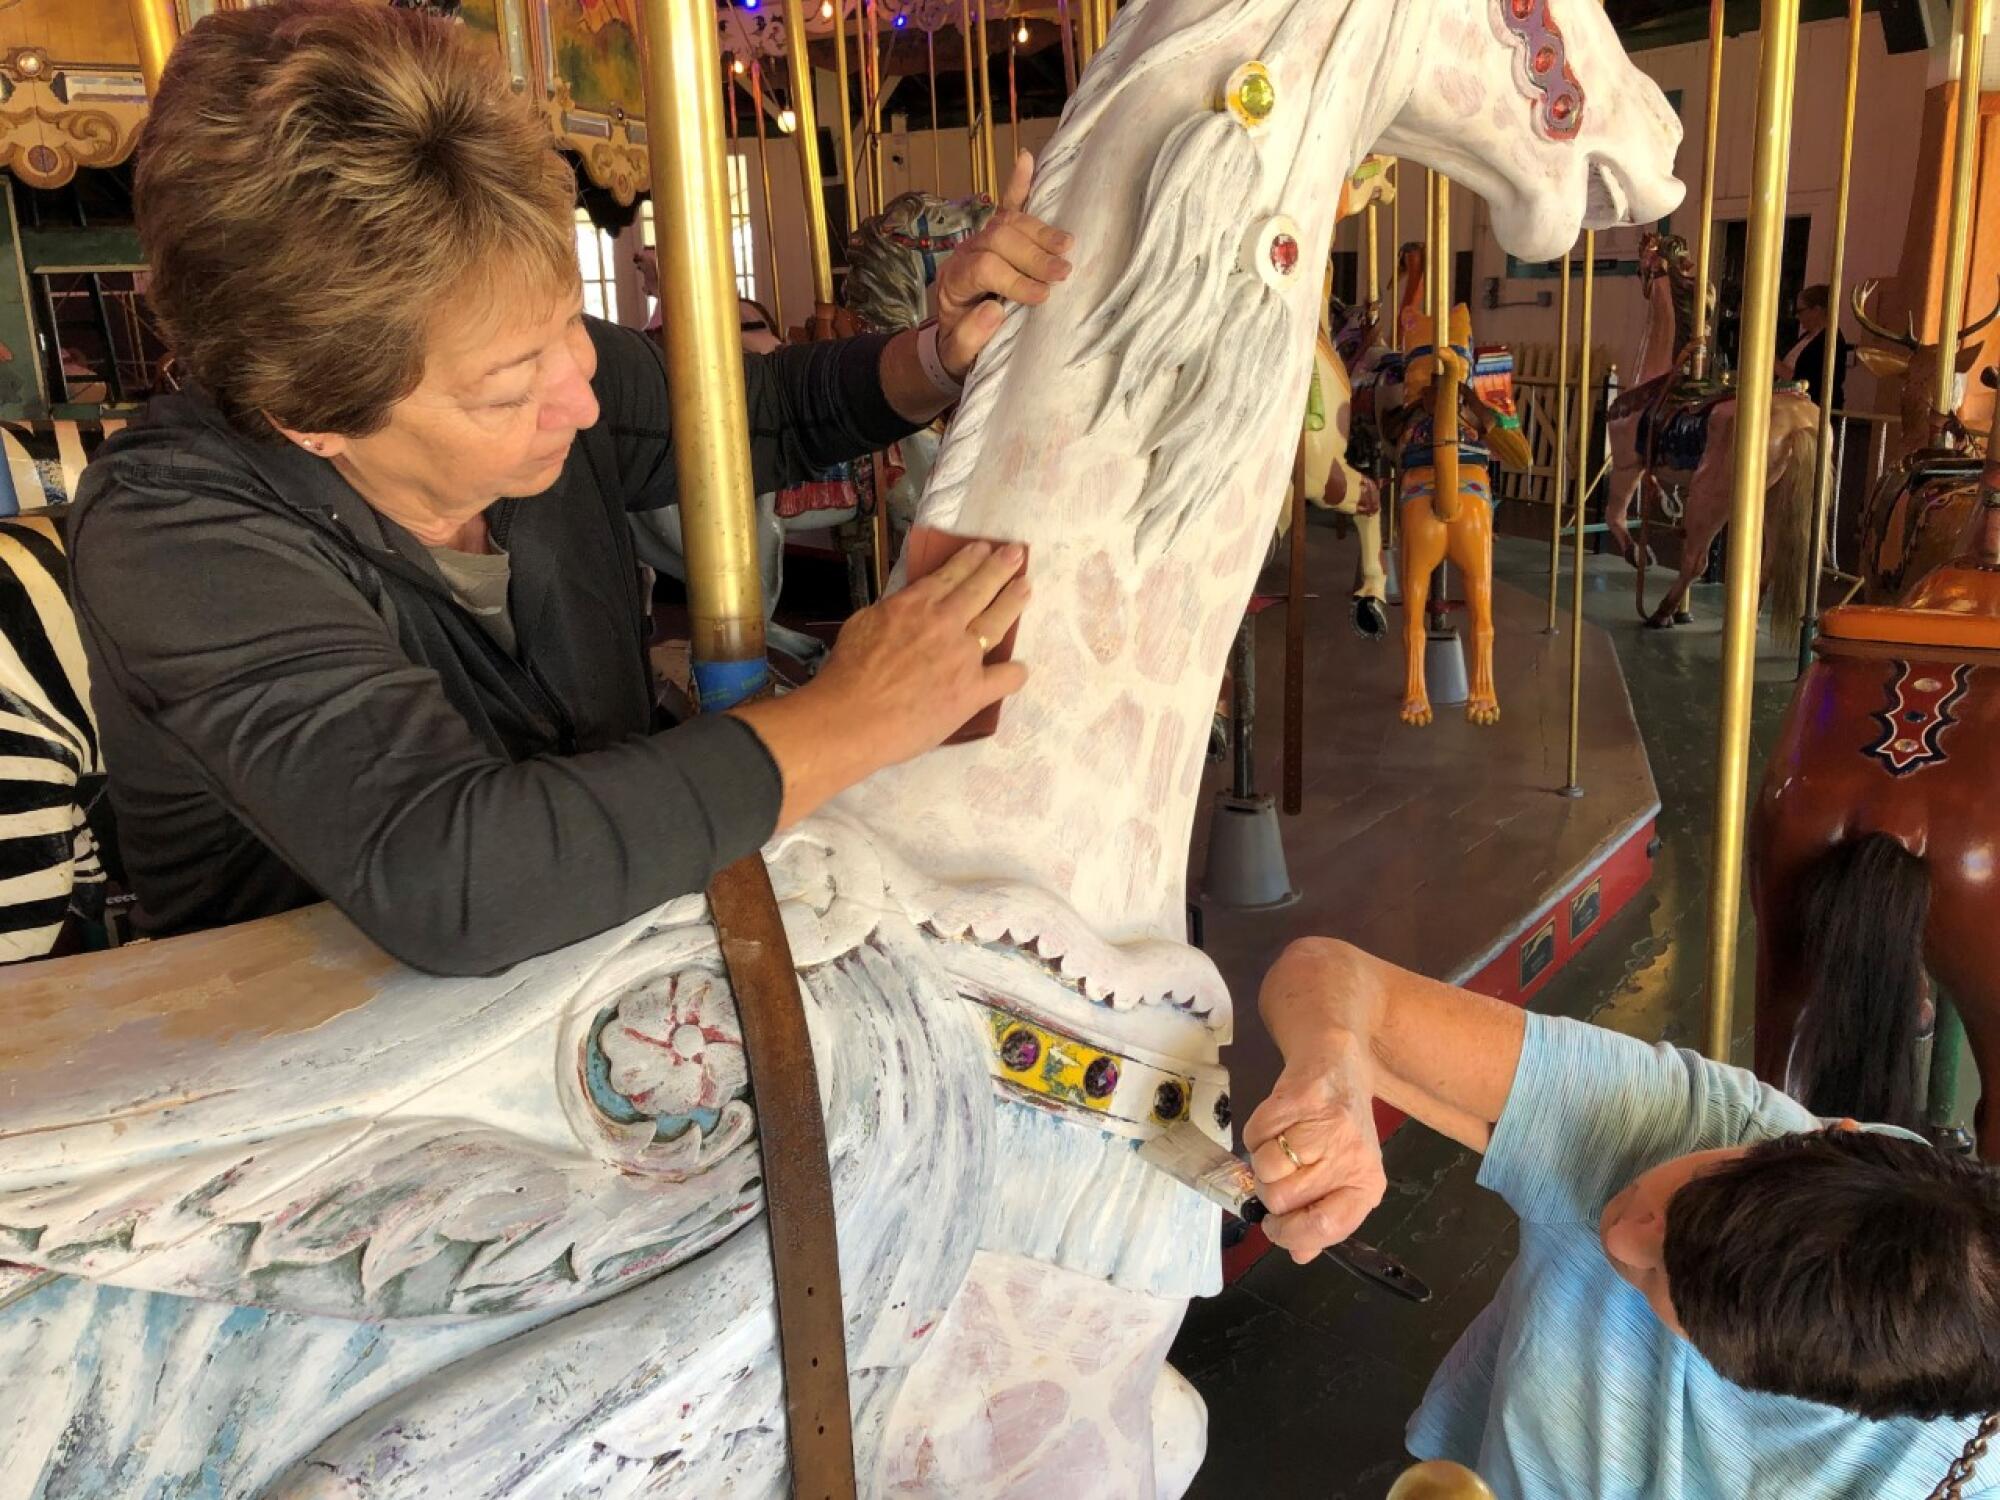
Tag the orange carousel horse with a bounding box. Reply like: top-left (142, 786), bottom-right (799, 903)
top-left (1751, 459), bottom-right (2000, 1153)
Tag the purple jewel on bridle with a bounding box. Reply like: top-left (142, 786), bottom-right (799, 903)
top-left (1498, 0), bottom-right (1585, 141)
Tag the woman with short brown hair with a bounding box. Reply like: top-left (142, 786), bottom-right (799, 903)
top-left (71, 0), bottom-right (1072, 974)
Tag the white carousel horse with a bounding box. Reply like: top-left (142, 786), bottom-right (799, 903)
top-left (0, 4), bottom-right (1681, 1495)
top-left (1300, 329), bottom-right (1389, 636)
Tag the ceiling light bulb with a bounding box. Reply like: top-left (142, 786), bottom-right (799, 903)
top-left (820, 0), bottom-right (833, 16)
top-left (778, 107), bottom-right (798, 133)
top-left (732, 57), bottom-right (746, 74)
top-left (1015, 19), bottom-right (1028, 42)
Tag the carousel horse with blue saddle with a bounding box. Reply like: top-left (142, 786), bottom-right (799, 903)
top-left (1386, 302), bottom-right (1531, 725)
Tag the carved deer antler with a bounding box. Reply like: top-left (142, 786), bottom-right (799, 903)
top-left (1851, 280), bottom-right (1917, 350)
top-left (1959, 282), bottom-right (2000, 344)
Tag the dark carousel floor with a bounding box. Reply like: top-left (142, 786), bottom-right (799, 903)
top-left (1168, 528), bottom-right (1853, 1498)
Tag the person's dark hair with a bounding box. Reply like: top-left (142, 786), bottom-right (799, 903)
top-left (1664, 1128), bottom-right (2000, 1422)
top-left (1797, 283), bottom-right (1831, 315)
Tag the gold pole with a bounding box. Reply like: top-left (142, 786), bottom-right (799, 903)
top-left (975, 0), bottom-right (999, 192)
top-left (637, 0), bottom-right (765, 670)
top-left (1077, 0), bottom-right (1097, 70)
top-left (1705, 0), bottom-right (1802, 1062)
top-left (1548, 250), bottom-right (1572, 631)
top-left (1690, 0), bottom-right (1724, 379)
top-left (1008, 28), bottom-right (1020, 164)
top-left (864, 0), bottom-right (886, 212)
top-left (962, 0), bottom-right (982, 192)
top-left (1056, 0), bottom-right (1078, 92)
top-left (1424, 169), bottom-right (1437, 317)
top-left (1562, 233), bottom-right (1595, 794)
top-left (1364, 199), bottom-right (1381, 321)
top-left (784, 0), bottom-right (836, 316)
top-left (1933, 0), bottom-right (1990, 421)
top-left (1798, 0), bottom-right (1862, 671)
top-left (126, 0), bottom-right (179, 96)
top-left (1432, 176), bottom-right (1463, 525)
top-left (832, 1), bottom-right (861, 236)
top-left (749, 61), bottom-right (787, 334)
top-left (928, 23), bottom-right (943, 192)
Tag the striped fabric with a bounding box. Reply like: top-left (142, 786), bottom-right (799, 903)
top-left (0, 513), bottom-right (104, 963)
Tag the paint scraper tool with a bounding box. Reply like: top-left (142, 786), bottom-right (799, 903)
top-left (1139, 1121), bottom-right (1432, 1304)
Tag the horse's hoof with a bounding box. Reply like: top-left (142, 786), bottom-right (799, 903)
top-left (1673, 610), bottom-right (1694, 625)
top-left (1354, 600), bottom-right (1388, 640)
top-left (1400, 700), bottom-right (1433, 726)
top-left (1467, 700), bottom-right (1501, 726)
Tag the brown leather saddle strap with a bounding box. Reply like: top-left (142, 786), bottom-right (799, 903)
top-left (708, 851), bottom-right (858, 1499)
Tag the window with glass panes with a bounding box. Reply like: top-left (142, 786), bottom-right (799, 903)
top-left (574, 209), bottom-right (618, 321)
top-left (637, 158), bottom-right (757, 311)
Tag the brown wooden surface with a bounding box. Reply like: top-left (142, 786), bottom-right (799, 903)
top-left (1195, 526), bottom-right (1658, 1114)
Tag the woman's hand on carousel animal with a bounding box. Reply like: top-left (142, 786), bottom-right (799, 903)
top-left (1244, 1038), bottom-right (1388, 1264)
top-left (729, 542), bottom-right (1030, 829)
top-left (933, 152), bottom-right (1075, 374)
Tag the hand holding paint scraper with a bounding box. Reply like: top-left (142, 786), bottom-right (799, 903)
top-left (1140, 1123), bottom-right (1431, 1302)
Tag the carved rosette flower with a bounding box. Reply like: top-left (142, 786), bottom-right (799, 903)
top-left (599, 971), bottom-right (749, 1122)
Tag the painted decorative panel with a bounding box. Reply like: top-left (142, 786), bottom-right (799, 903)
top-left (0, 5), bottom-right (145, 192)
top-left (531, 0), bottom-right (648, 202)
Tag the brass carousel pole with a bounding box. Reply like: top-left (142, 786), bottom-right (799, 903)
top-left (638, 2), bottom-right (857, 1482)
top-left (1932, 0), bottom-right (1990, 425)
top-left (1796, 0), bottom-right (1862, 672)
top-left (1690, 0), bottom-right (1724, 379)
top-left (1562, 0), bottom-right (1611, 788)
top-left (1364, 192), bottom-right (1381, 326)
top-left (1077, 0), bottom-right (1097, 70)
top-left (832, 0), bottom-right (861, 232)
top-left (928, 20), bottom-right (944, 191)
top-left (1007, 20), bottom-right (1020, 164)
top-left (1056, 0), bottom-right (1079, 91)
top-left (975, 0), bottom-right (999, 191)
top-left (749, 60), bottom-right (787, 333)
top-left (1562, 236), bottom-right (1594, 794)
top-left (1386, 158), bottom-right (1402, 554)
top-left (1547, 250), bottom-right (1572, 632)
top-left (784, 0), bottom-right (838, 333)
top-left (637, 0), bottom-right (768, 689)
top-left (126, 0), bottom-right (179, 96)
top-left (1704, 0), bottom-right (1802, 1063)
top-left (962, 0), bottom-right (983, 192)
top-left (864, 0), bottom-right (887, 211)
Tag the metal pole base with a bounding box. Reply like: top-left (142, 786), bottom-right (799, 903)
top-left (1558, 784), bottom-right (1585, 800)
top-left (1423, 628), bottom-right (1470, 708)
top-left (1201, 794), bottom-right (1300, 910)
top-left (1383, 561), bottom-right (1402, 604)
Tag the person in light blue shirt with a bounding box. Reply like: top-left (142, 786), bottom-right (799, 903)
top-left (1240, 937), bottom-right (2000, 1499)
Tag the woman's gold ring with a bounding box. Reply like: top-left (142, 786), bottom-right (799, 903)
top-left (1278, 1133), bottom-right (1304, 1169)
top-left (976, 634), bottom-right (991, 654)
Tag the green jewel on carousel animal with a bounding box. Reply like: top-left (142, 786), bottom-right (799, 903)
top-left (1390, 302), bottom-right (1532, 726)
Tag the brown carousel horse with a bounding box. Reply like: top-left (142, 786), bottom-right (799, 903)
top-left (1751, 473), bottom-right (2000, 1154)
top-left (1605, 231), bottom-right (1820, 642)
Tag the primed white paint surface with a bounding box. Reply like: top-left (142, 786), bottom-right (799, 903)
top-left (0, 5), bottom-right (1682, 1494)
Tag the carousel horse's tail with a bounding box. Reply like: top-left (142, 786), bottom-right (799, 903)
top-left (1764, 422), bottom-right (1820, 656)
top-left (1786, 833), bottom-right (1930, 1132)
